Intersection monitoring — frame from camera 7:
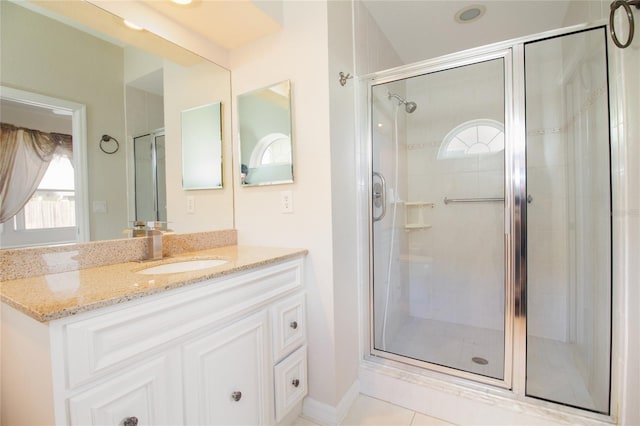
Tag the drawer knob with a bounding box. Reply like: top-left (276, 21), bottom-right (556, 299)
top-left (292, 379), bottom-right (300, 388)
top-left (231, 391), bottom-right (242, 402)
top-left (123, 417), bottom-right (138, 426)
top-left (289, 321), bottom-right (298, 330)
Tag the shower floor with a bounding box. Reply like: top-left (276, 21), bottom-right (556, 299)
top-left (385, 316), bottom-right (504, 379)
top-left (527, 336), bottom-right (598, 411)
top-left (383, 316), bottom-right (598, 411)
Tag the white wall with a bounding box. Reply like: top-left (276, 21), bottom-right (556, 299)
top-left (230, 0), bottom-right (339, 410)
top-left (327, 0), bottom-right (361, 407)
top-left (353, 2), bottom-right (403, 76)
top-left (230, 1), bottom-right (361, 419)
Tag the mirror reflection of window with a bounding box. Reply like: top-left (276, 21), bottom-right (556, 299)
top-left (0, 97), bottom-right (78, 249)
top-left (238, 80), bottom-right (293, 186)
top-left (249, 132), bottom-right (291, 167)
top-left (23, 155), bottom-right (76, 229)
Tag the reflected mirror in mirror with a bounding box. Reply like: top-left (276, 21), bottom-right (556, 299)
top-left (238, 80), bottom-right (293, 186)
top-left (0, 0), bottom-right (233, 249)
top-left (182, 102), bottom-right (223, 190)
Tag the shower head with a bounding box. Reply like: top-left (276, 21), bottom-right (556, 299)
top-left (404, 101), bottom-right (417, 113)
top-left (388, 92), bottom-right (417, 113)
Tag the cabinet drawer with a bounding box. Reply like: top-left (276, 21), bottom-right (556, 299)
top-left (59, 258), bottom-right (303, 389)
top-left (271, 293), bottom-right (306, 362)
top-left (274, 345), bottom-right (307, 422)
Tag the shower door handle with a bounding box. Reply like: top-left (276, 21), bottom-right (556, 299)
top-left (372, 172), bottom-right (387, 222)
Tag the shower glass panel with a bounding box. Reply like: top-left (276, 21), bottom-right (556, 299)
top-left (524, 27), bottom-right (611, 413)
top-left (134, 131), bottom-right (167, 223)
top-left (371, 58), bottom-right (506, 381)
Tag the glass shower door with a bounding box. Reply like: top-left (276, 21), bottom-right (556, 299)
top-left (524, 27), bottom-right (611, 413)
top-left (370, 56), bottom-right (508, 382)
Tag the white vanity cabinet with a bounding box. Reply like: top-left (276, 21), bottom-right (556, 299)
top-left (183, 310), bottom-right (271, 425)
top-left (1, 256), bottom-right (307, 426)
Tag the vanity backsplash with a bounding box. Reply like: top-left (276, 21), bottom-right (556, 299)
top-left (0, 229), bottom-right (237, 281)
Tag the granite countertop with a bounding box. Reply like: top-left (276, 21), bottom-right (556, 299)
top-left (0, 245), bottom-right (307, 323)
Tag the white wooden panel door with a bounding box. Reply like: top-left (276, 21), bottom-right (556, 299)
top-left (183, 310), bottom-right (271, 425)
top-left (67, 353), bottom-right (182, 426)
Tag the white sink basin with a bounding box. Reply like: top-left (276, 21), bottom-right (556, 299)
top-left (137, 259), bottom-right (228, 275)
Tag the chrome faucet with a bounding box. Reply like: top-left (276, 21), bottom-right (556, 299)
top-left (146, 221), bottom-right (164, 260)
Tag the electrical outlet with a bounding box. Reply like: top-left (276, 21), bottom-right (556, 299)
top-left (187, 196), bottom-right (195, 214)
top-left (281, 191), bottom-right (293, 213)
top-left (92, 200), bottom-right (107, 214)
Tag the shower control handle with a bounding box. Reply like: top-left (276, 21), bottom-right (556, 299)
top-left (372, 172), bottom-right (387, 222)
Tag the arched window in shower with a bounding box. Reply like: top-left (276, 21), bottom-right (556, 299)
top-left (438, 119), bottom-right (504, 158)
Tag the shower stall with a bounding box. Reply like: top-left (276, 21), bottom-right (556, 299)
top-left (368, 26), bottom-right (611, 414)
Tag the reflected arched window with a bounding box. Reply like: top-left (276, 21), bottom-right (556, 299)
top-left (438, 119), bottom-right (504, 159)
top-left (248, 132), bottom-right (291, 167)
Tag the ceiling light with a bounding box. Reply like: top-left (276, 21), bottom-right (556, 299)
top-left (123, 20), bottom-right (144, 31)
top-left (455, 5), bottom-right (486, 23)
top-left (170, 0), bottom-right (193, 4)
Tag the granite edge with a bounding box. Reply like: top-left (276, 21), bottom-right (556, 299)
top-left (2, 249), bottom-right (308, 323)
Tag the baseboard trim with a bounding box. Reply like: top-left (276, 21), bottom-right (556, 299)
top-left (302, 380), bottom-right (360, 425)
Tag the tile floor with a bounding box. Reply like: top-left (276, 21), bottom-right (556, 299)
top-left (295, 394), bottom-right (457, 426)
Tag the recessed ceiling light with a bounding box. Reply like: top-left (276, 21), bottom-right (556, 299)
top-left (455, 5), bottom-right (486, 23)
top-left (123, 20), bottom-right (144, 31)
top-left (170, 0), bottom-right (192, 4)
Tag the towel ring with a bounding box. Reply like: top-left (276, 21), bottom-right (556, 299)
top-left (610, 0), bottom-right (640, 48)
top-left (99, 134), bottom-right (119, 154)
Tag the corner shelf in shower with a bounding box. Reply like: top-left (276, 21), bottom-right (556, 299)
top-left (404, 202), bottom-right (434, 230)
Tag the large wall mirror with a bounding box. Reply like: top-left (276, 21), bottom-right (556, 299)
top-left (0, 0), bottom-right (233, 249)
top-left (238, 80), bottom-right (293, 186)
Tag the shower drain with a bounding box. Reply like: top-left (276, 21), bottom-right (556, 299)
top-left (471, 357), bottom-right (489, 365)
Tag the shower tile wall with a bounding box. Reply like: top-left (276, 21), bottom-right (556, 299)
top-left (525, 41), bottom-right (571, 342)
top-left (404, 61), bottom-right (505, 332)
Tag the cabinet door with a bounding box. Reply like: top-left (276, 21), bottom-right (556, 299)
top-left (183, 311), bottom-right (271, 425)
top-left (68, 352), bottom-right (182, 426)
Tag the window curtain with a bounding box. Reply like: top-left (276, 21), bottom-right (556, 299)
top-left (0, 123), bottom-right (72, 223)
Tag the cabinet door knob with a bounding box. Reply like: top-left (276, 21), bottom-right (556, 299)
top-left (231, 391), bottom-right (242, 401)
top-left (289, 321), bottom-right (298, 330)
top-left (292, 379), bottom-right (300, 388)
top-left (123, 417), bottom-right (138, 426)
